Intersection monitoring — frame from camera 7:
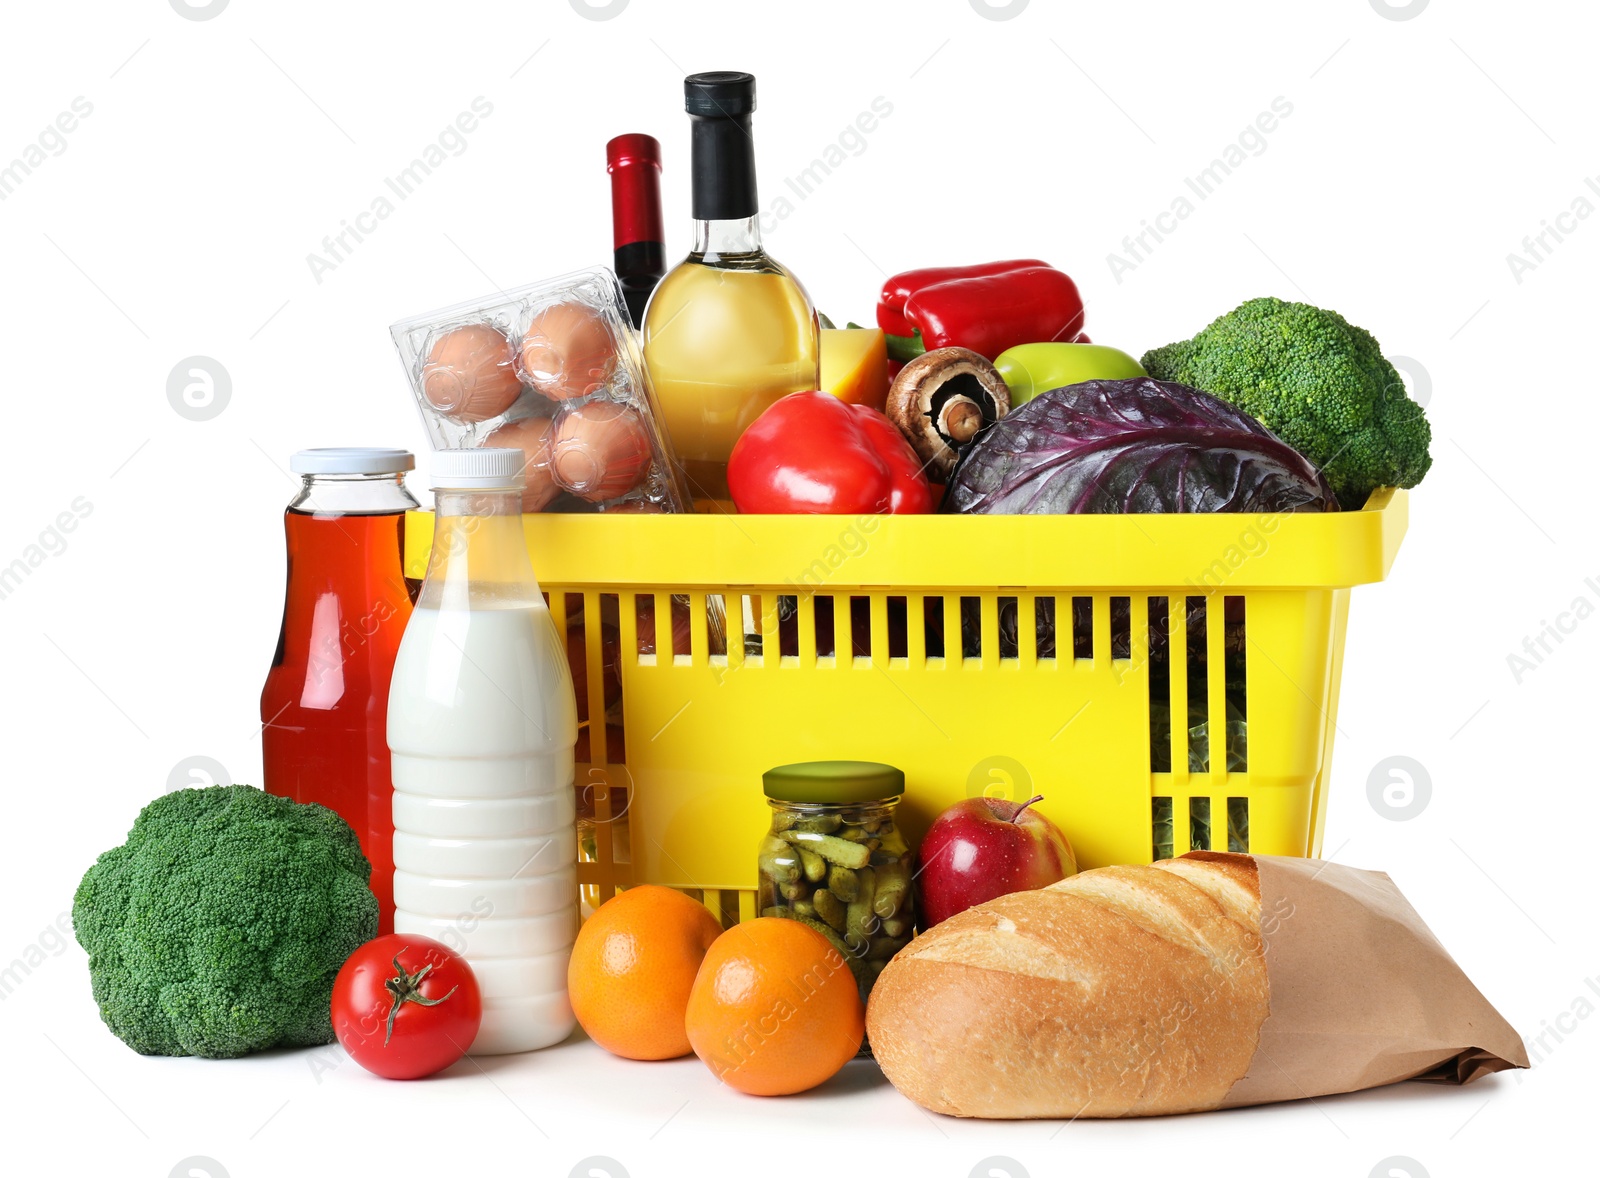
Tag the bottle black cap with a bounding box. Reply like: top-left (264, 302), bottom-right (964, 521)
top-left (685, 71), bottom-right (758, 222)
top-left (685, 71), bottom-right (756, 117)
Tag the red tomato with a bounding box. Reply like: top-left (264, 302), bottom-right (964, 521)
top-left (332, 934), bottom-right (482, 1080)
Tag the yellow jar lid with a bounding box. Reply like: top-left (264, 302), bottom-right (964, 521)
top-left (762, 760), bottom-right (905, 804)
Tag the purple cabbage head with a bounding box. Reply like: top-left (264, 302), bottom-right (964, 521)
top-left (944, 377), bottom-right (1337, 515)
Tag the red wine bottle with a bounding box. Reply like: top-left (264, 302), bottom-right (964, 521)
top-left (606, 133), bottom-right (665, 327)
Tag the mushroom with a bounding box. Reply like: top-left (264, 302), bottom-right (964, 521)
top-left (885, 347), bottom-right (1011, 480)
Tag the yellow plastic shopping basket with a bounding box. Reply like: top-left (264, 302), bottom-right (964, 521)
top-left (405, 489), bottom-right (1406, 926)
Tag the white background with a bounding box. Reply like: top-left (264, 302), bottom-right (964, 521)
top-left (2, 1), bottom-right (1593, 1176)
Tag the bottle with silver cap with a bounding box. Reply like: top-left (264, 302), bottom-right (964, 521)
top-left (261, 448), bottom-right (420, 937)
top-left (387, 449), bottom-right (580, 1055)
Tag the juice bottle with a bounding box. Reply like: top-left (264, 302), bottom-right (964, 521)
top-left (387, 448), bottom-right (580, 1055)
top-left (643, 71), bottom-right (820, 503)
top-left (261, 448), bottom-right (419, 935)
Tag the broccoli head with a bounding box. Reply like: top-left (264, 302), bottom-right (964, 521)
top-left (1141, 297), bottom-right (1431, 509)
top-left (72, 784), bottom-right (377, 1059)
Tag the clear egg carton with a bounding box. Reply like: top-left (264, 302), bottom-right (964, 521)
top-left (390, 267), bottom-right (689, 513)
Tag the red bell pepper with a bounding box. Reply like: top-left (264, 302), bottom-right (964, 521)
top-left (727, 391), bottom-right (934, 514)
top-left (878, 259), bottom-right (1048, 336)
top-left (877, 260), bottom-right (1086, 362)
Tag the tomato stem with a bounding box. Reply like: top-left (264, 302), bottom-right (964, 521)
top-left (384, 954), bottom-right (459, 1046)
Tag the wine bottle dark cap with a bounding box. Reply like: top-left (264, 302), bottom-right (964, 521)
top-left (684, 71), bottom-right (756, 117)
top-left (685, 72), bottom-right (758, 222)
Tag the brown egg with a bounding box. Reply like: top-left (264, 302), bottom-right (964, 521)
top-left (551, 402), bottom-right (653, 502)
top-left (520, 302), bottom-right (617, 401)
top-left (484, 416), bottom-right (561, 511)
top-left (421, 324), bottom-right (523, 422)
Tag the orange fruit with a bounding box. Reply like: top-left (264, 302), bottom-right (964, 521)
top-left (569, 885), bottom-right (724, 1060)
top-left (685, 917), bottom-right (865, 1096)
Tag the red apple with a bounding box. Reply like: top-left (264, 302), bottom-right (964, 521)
top-left (915, 795), bottom-right (1077, 928)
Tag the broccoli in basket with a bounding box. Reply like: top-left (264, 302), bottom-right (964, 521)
top-left (72, 785), bottom-right (377, 1059)
top-left (1141, 296), bottom-right (1432, 510)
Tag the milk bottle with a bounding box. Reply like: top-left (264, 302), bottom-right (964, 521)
top-left (388, 448), bottom-right (579, 1054)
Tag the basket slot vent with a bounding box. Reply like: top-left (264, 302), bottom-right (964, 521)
top-left (563, 592), bottom-right (587, 716)
top-left (635, 592), bottom-right (694, 660)
top-left (1186, 596), bottom-right (1209, 772)
top-left (776, 594), bottom-right (799, 658)
top-left (807, 595), bottom-right (864, 661)
top-left (739, 594), bottom-right (760, 661)
top-left (887, 595), bottom-right (909, 660)
top-left (997, 596), bottom-right (1019, 660)
top-left (578, 593), bottom-right (625, 764)
top-left (1147, 595), bottom-right (1172, 773)
top-left (849, 595), bottom-right (872, 660)
top-left (1224, 595), bottom-right (1248, 772)
top-left (1152, 796), bottom-right (1174, 861)
top-left (1227, 797), bottom-right (1250, 852)
top-left (705, 594), bottom-right (728, 658)
top-left (838, 598), bottom-right (864, 662)
top-left (564, 593), bottom-right (592, 765)
top-left (1189, 796), bottom-right (1212, 850)
top-left (960, 596), bottom-right (981, 659)
top-left (1071, 596), bottom-right (1093, 659)
top-left (635, 594), bottom-right (656, 659)
top-left (1034, 595), bottom-right (1057, 659)
top-left (924, 596), bottom-right (946, 659)
top-left (670, 594), bottom-right (691, 660)
top-left (813, 595), bottom-right (837, 659)
top-left (618, 596), bottom-right (1245, 690)
top-left (1110, 595), bottom-right (1131, 660)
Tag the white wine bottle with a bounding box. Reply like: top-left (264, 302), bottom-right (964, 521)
top-left (642, 71), bottom-right (820, 505)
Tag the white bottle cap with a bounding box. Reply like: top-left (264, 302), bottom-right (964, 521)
top-left (430, 447), bottom-right (525, 489)
top-left (290, 447), bottom-right (415, 475)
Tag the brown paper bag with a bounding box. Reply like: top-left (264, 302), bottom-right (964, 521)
top-left (1216, 853), bottom-right (1527, 1107)
top-left (865, 850), bottom-right (1526, 1118)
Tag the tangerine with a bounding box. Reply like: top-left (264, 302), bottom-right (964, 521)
top-left (569, 885), bottom-right (724, 1060)
top-left (685, 917), bottom-right (865, 1095)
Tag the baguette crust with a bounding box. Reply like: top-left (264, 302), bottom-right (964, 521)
top-left (866, 856), bottom-right (1267, 1118)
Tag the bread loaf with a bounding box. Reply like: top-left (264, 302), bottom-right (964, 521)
top-left (865, 854), bottom-right (1268, 1118)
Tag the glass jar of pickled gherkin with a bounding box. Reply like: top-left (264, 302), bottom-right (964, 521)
top-left (758, 761), bottom-right (914, 1004)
